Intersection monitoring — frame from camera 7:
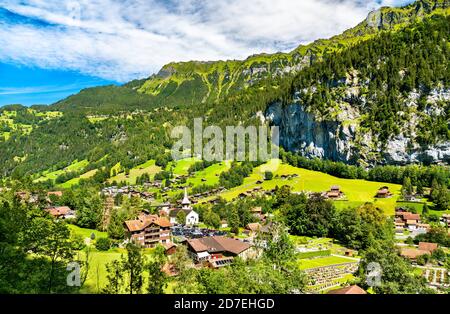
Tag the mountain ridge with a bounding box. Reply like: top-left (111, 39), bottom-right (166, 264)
top-left (130, 0), bottom-right (450, 105)
top-left (0, 0), bottom-right (448, 178)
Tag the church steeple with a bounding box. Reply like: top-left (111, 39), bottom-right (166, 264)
top-left (182, 187), bottom-right (191, 209)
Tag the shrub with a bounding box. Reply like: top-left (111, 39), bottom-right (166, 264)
top-left (71, 234), bottom-right (86, 250)
top-left (95, 237), bottom-right (112, 251)
top-left (264, 171), bottom-right (274, 181)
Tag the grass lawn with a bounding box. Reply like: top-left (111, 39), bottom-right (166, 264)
top-left (78, 250), bottom-right (124, 293)
top-left (208, 159), bottom-right (402, 215)
top-left (187, 161), bottom-right (231, 186)
top-left (77, 249), bottom-right (164, 294)
top-left (68, 224), bottom-right (108, 240)
top-left (109, 160), bottom-right (161, 185)
top-left (298, 256), bottom-right (358, 270)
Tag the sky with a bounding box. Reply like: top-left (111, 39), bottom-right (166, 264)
top-left (0, 0), bottom-right (414, 106)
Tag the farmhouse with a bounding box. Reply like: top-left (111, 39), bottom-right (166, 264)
top-left (183, 236), bottom-right (258, 263)
top-left (45, 206), bottom-right (75, 219)
top-left (251, 207), bottom-right (265, 221)
top-left (376, 186), bottom-right (392, 198)
top-left (124, 213), bottom-right (172, 248)
top-left (400, 243), bottom-right (438, 261)
top-left (394, 210), bottom-right (429, 232)
top-left (377, 186), bottom-right (393, 198)
top-left (245, 223), bottom-right (262, 237)
top-left (325, 186), bottom-right (344, 199)
top-left (418, 242), bottom-right (438, 253)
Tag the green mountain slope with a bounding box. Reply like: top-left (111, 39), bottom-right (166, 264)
top-left (53, 0), bottom-right (450, 114)
top-left (0, 0), bottom-right (449, 180)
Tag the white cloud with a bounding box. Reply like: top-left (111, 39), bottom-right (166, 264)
top-left (0, 0), bottom-right (416, 82)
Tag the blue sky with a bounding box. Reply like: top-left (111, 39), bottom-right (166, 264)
top-left (0, 62), bottom-right (116, 106)
top-left (0, 0), bottom-right (414, 107)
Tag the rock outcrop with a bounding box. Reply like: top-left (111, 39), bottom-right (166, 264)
top-left (265, 98), bottom-right (450, 166)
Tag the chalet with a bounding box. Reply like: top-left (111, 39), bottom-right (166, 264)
top-left (400, 242), bottom-right (438, 261)
top-left (418, 242), bottom-right (438, 254)
top-left (394, 210), bottom-right (426, 232)
top-left (45, 206), bottom-right (75, 219)
top-left (246, 223), bottom-right (262, 237)
top-left (163, 243), bottom-right (177, 256)
top-left (245, 222), bottom-right (271, 237)
top-left (15, 191), bottom-right (30, 202)
top-left (238, 192), bottom-right (251, 199)
top-left (376, 186), bottom-right (392, 198)
top-left (184, 236), bottom-right (258, 263)
top-left (327, 285), bottom-right (367, 295)
top-left (124, 214), bottom-right (172, 248)
top-left (325, 186), bottom-right (343, 199)
top-left (400, 248), bottom-right (430, 261)
top-left (251, 207), bottom-right (265, 221)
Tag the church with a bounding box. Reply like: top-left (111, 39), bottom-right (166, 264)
top-left (169, 188), bottom-right (200, 226)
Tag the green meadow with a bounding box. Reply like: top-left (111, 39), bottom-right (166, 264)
top-left (68, 224), bottom-right (108, 240)
top-left (58, 169), bottom-right (99, 189)
top-left (109, 160), bottom-right (161, 185)
top-left (204, 159), bottom-right (402, 215)
top-left (34, 159), bottom-right (90, 183)
top-left (167, 158), bottom-right (200, 176)
top-left (187, 161), bottom-right (232, 186)
top-left (76, 248), bottom-right (169, 294)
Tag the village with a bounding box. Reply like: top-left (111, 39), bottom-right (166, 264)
top-left (8, 173), bottom-right (449, 294)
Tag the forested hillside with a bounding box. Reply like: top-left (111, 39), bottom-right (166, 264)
top-left (267, 14), bottom-right (450, 165)
top-left (0, 0), bottom-right (448, 181)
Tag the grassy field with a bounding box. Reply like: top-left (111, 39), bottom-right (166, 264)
top-left (168, 158), bottom-right (200, 176)
top-left (109, 160), bottom-right (161, 185)
top-left (187, 161), bottom-right (231, 186)
top-left (298, 256), bottom-right (358, 270)
top-left (77, 249), bottom-right (169, 294)
top-left (34, 159), bottom-right (90, 183)
top-left (78, 250), bottom-right (124, 293)
top-left (208, 160), bottom-right (402, 215)
top-left (58, 169), bottom-right (99, 189)
top-left (68, 224), bottom-right (108, 240)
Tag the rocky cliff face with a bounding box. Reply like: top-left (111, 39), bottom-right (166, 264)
top-left (265, 94), bottom-right (450, 166)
